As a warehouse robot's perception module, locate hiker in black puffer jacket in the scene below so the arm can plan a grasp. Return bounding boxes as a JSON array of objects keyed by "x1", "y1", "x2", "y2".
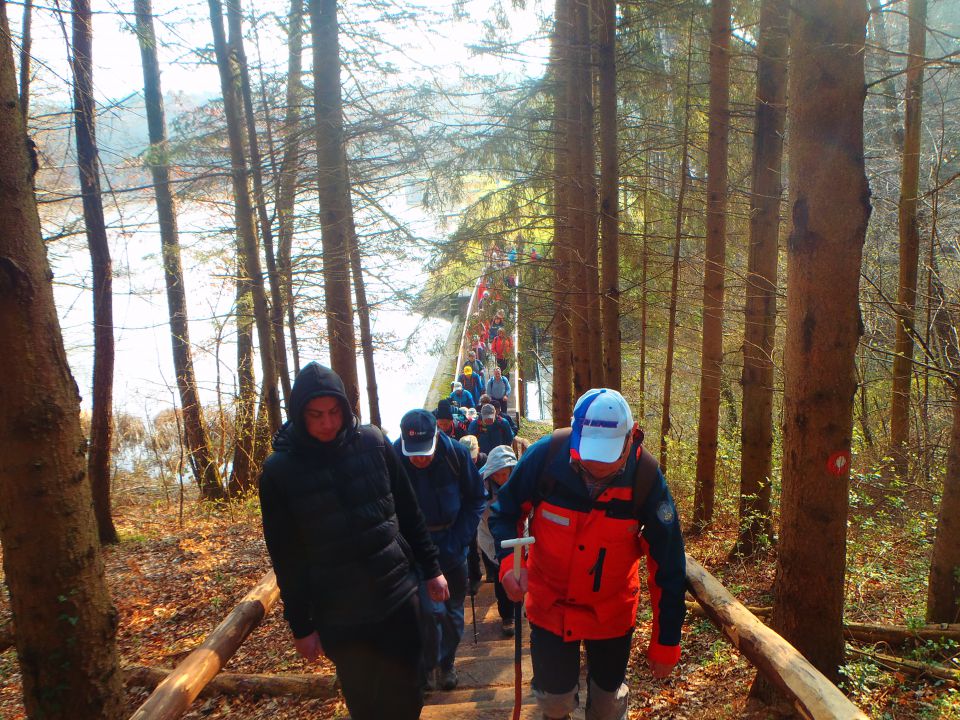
[{"x1": 259, "y1": 362, "x2": 447, "y2": 720}]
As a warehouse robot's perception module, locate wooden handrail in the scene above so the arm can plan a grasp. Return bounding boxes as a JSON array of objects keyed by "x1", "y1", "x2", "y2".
[
  {"x1": 128, "y1": 570, "x2": 279, "y2": 720},
  {"x1": 685, "y1": 556, "x2": 868, "y2": 720}
]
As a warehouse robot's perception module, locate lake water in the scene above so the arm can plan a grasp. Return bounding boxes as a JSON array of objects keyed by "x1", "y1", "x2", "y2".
[{"x1": 49, "y1": 200, "x2": 451, "y2": 444}]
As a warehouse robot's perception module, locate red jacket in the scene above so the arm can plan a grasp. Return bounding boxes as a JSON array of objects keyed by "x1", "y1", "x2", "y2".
[
  {"x1": 490, "y1": 335, "x2": 512, "y2": 360},
  {"x1": 490, "y1": 433, "x2": 686, "y2": 664}
]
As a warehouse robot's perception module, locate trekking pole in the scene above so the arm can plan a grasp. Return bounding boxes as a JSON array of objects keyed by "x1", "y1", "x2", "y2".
[
  {"x1": 469, "y1": 588, "x2": 479, "y2": 644},
  {"x1": 501, "y1": 536, "x2": 535, "y2": 720}
]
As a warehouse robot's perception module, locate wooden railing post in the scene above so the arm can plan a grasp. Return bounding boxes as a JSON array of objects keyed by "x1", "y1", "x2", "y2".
[
  {"x1": 128, "y1": 570, "x2": 279, "y2": 720},
  {"x1": 685, "y1": 556, "x2": 868, "y2": 720}
]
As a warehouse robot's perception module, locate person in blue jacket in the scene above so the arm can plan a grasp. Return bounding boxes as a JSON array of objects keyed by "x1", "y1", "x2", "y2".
[
  {"x1": 395, "y1": 409, "x2": 486, "y2": 693},
  {"x1": 485, "y1": 366, "x2": 511, "y2": 414},
  {"x1": 489, "y1": 388, "x2": 686, "y2": 720},
  {"x1": 448, "y1": 381, "x2": 476, "y2": 410},
  {"x1": 467, "y1": 403, "x2": 515, "y2": 455}
]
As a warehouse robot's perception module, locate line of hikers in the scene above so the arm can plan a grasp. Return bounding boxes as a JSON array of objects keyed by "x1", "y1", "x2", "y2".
[{"x1": 259, "y1": 362, "x2": 686, "y2": 720}]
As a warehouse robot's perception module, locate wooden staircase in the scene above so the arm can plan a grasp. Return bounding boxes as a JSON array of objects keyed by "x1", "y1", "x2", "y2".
[{"x1": 420, "y1": 582, "x2": 545, "y2": 719}]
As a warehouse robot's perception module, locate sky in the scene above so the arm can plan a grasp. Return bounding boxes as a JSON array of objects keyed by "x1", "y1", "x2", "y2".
[{"x1": 10, "y1": 0, "x2": 551, "y2": 105}]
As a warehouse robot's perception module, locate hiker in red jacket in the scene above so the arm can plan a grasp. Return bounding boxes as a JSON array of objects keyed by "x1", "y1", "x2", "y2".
[
  {"x1": 489, "y1": 388, "x2": 686, "y2": 720},
  {"x1": 490, "y1": 327, "x2": 513, "y2": 376}
]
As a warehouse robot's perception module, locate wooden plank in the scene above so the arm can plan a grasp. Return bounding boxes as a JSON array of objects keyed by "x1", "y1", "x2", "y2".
[
  {"x1": 123, "y1": 665, "x2": 337, "y2": 699},
  {"x1": 844, "y1": 622, "x2": 960, "y2": 646},
  {"x1": 128, "y1": 570, "x2": 279, "y2": 720},
  {"x1": 688, "y1": 600, "x2": 960, "y2": 646},
  {"x1": 685, "y1": 555, "x2": 868, "y2": 720}
]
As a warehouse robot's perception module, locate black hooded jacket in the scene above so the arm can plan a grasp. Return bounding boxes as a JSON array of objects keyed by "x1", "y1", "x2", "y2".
[{"x1": 258, "y1": 362, "x2": 441, "y2": 637}]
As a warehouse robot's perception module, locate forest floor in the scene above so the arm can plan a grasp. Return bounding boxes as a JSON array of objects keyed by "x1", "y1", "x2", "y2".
[{"x1": 0, "y1": 470, "x2": 957, "y2": 719}]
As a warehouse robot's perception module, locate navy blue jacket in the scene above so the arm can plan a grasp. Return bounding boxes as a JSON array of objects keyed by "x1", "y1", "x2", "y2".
[
  {"x1": 466, "y1": 417, "x2": 515, "y2": 455},
  {"x1": 394, "y1": 432, "x2": 485, "y2": 562}
]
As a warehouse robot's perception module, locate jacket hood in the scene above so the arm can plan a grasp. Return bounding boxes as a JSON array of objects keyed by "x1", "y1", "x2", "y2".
[
  {"x1": 283, "y1": 361, "x2": 358, "y2": 450},
  {"x1": 481, "y1": 443, "x2": 518, "y2": 479}
]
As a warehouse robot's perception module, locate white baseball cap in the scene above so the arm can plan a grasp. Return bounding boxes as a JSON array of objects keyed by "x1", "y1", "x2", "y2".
[{"x1": 570, "y1": 388, "x2": 634, "y2": 463}]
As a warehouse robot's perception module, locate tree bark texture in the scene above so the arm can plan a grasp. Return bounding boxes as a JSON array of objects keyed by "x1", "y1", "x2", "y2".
[
  {"x1": 275, "y1": 0, "x2": 305, "y2": 378},
  {"x1": 564, "y1": 0, "x2": 590, "y2": 400},
  {"x1": 17, "y1": 0, "x2": 31, "y2": 120},
  {"x1": 72, "y1": 0, "x2": 118, "y2": 544},
  {"x1": 659, "y1": 25, "x2": 694, "y2": 474},
  {"x1": 309, "y1": 0, "x2": 361, "y2": 416},
  {"x1": 207, "y1": 0, "x2": 282, "y2": 435},
  {"x1": 347, "y1": 219, "x2": 381, "y2": 426},
  {"x1": 135, "y1": 0, "x2": 224, "y2": 501},
  {"x1": 577, "y1": 0, "x2": 603, "y2": 387},
  {"x1": 693, "y1": 0, "x2": 731, "y2": 532},
  {"x1": 889, "y1": 0, "x2": 927, "y2": 479},
  {"x1": 774, "y1": 0, "x2": 871, "y2": 682},
  {"x1": 551, "y1": 0, "x2": 573, "y2": 427},
  {"x1": 230, "y1": 257, "x2": 257, "y2": 494},
  {"x1": 598, "y1": 0, "x2": 620, "y2": 390},
  {"x1": 227, "y1": 0, "x2": 292, "y2": 407},
  {"x1": 0, "y1": 5, "x2": 123, "y2": 714},
  {"x1": 927, "y1": 390, "x2": 960, "y2": 623},
  {"x1": 734, "y1": 0, "x2": 788, "y2": 558}
]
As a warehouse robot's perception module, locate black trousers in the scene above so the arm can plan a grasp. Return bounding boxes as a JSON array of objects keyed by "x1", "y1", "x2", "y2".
[
  {"x1": 320, "y1": 594, "x2": 423, "y2": 720},
  {"x1": 481, "y1": 552, "x2": 516, "y2": 621},
  {"x1": 530, "y1": 623, "x2": 634, "y2": 694}
]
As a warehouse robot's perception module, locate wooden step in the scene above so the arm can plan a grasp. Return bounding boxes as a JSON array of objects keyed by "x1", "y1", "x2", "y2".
[{"x1": 420, "y1": 701, "x2": 542, "y2": 719}]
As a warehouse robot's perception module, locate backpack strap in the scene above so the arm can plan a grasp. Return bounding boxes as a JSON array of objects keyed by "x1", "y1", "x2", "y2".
[
  {"x1": 632, "y1": 445, "x2": 661, "y2": 518},
  {"x1": 534, "y1": 428, "x2": 572, "y2": 505}
]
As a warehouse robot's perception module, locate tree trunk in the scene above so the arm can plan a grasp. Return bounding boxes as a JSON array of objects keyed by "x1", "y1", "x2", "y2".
[
  {"x1": 565, "y1": 0, "x2": 590, "y2": 400},
  {"x1": 17, "y1": 0, "x2": 31, "y2": 120},
  {"x1": 927, "y1": 388, "x2": 960, "y2": 623},
  {"x1": 692, "y1": 0, "x2": 731, "y2": 532},
  {"x1": 72, "y1": 0, "x2": 118, "y2": 544},
  {"x1": 226, "y1": 0, "x2": 292, "y2": 407},
  {"x1": 135, "y1": 0, "x2": 224, "y2": 501},
  {"x1": 867, "y1": 0, "x2": 904, "y2": 152},
  {"x1": 0, "y1": 6, "x2": 123, "y2": 713},
  {"x1": 308, "y1": 0, "x2": 361, "y2": 416},
  {"x1": 347, "y1": 220, "x2": 381, "y2": 426},
  {"x1": 551, "y1": 0, "x2": 573, "y2": 427},
  {"x1": 207, "y1": 0, "x2": 282, "y2": 434},
  {"x1": 639, "y1": 181, "x2": 649, "y2": 420},
  {"x1": 578, "y1": 0, "x2": 603, "y2": 388},
  {"x1": 230, "y1": 261, "x2": 257, "y2": 494},
  {"x1": 734, "y1": 0, "x2": 788, "y2": 558},
  {"x1": 773, "y1": 0, "x2": 870, "y2": 683},
  {"x1": 598, "y1": 0, "x2": 619, "y2": 391},
  {"x1": 889, "y1": 0, "x2": 927, "y2": 480},
  {"x1": 275, "y1": 0, "x2": 304, "y2": 378},
  {"x1": 659, "y1": 24, "x2": 694, "y2": 474}
]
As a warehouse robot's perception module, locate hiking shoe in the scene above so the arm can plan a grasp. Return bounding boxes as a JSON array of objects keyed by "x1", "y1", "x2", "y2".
[
  {"x1": 501, "y1": 618, "x2": 515, "y2": 637},
  {"x1": 439, "y1": 666, "x2": 459, "y2": 691},
  {"x1": 423, "y1": 668, "x2": 437, "y2": 693}
]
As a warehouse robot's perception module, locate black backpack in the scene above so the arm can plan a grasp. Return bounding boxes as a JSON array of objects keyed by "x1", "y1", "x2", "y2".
[{"x1": 533, "y1": 427, "x2": 660, "y2": 519}]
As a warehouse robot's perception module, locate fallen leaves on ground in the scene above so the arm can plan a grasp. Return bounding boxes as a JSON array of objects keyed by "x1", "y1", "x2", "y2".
[{"x1": 0, "y1": 484, "x2": 956, "y2": 719}]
